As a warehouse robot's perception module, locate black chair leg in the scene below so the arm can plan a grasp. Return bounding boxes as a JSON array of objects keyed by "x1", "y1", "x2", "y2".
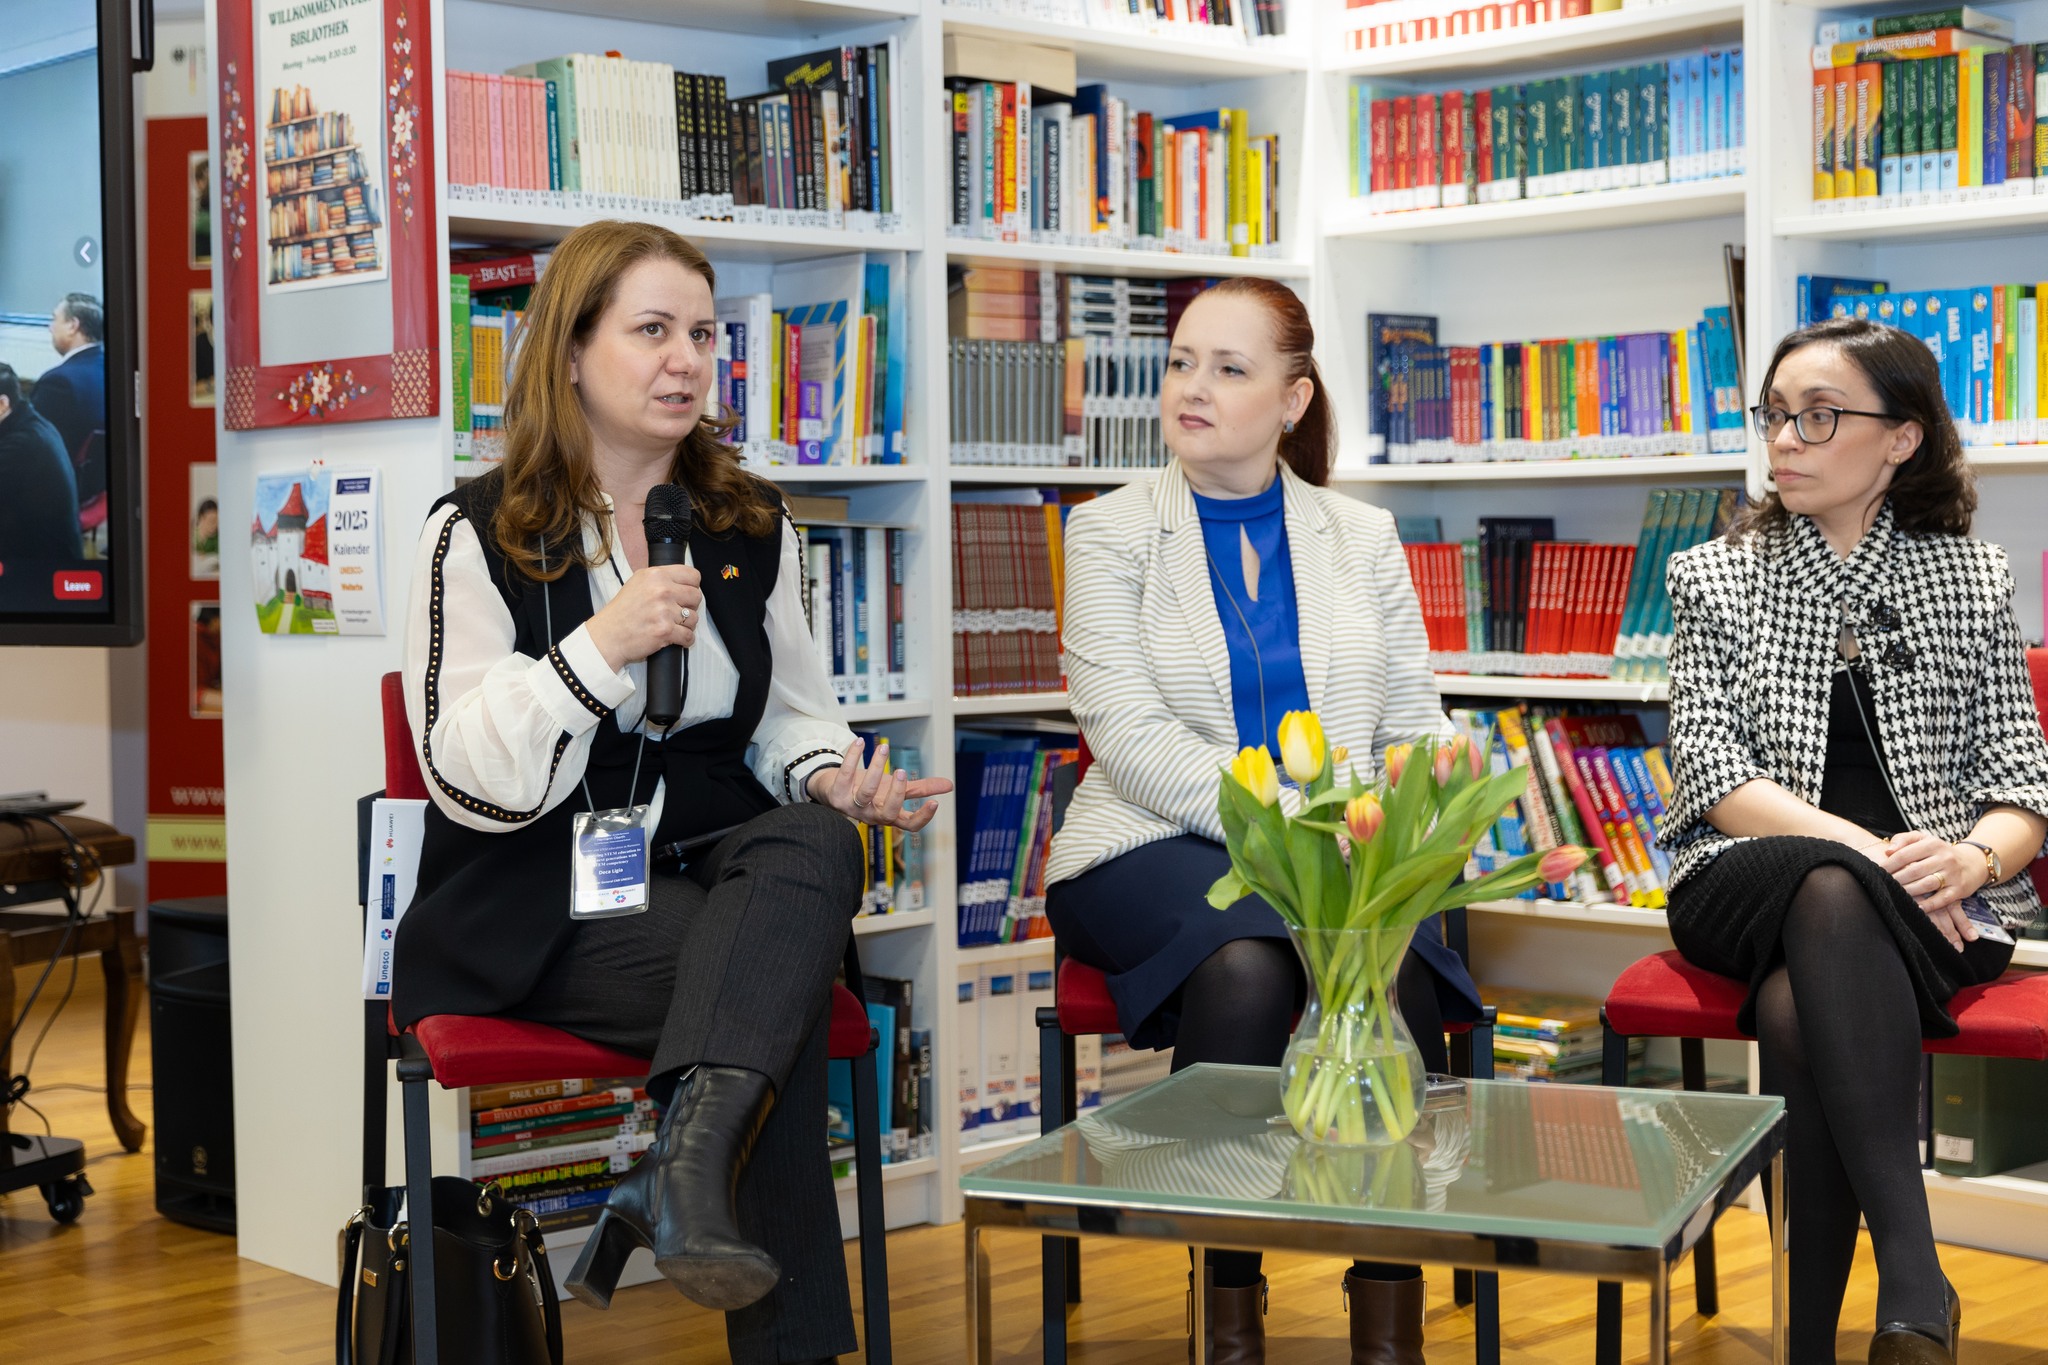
[
  {"x1": 850, "y1": 1036, "x2": 893, "y2": 1365},
  {"x1": 1037, "y1": 1007, "x2": 1071, "y2": 1365},
  {"x1": 363, "y1": 1002, "x2": 390, "y2": 1199},
  {"x1": 1679, "y1": 1038, "x2": 1719, "y2": 1319},
  {"x1": 1060, "y1": 1030, "x2": 1080, "y2": 1307},
  {"x1": 1594, "y1": 1014, "x2": 1630, "y2": 1365},
  {"x1": 398, "y1": 1040, "x2": 440, "y2": 1365},
  {"x1": 1464, "y1": 1011, "x2": 1500, "y2": 1364}
]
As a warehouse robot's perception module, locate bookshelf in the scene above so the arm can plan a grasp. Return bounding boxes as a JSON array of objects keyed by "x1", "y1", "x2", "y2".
[{"x1": 216, "y1": 0, "x2": 2048, "y2": 1287}]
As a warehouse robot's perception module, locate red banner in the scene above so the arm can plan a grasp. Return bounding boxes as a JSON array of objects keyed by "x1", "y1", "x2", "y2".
[{"x1": 144, "y1": 116, "x2": 227, "y2": 895}]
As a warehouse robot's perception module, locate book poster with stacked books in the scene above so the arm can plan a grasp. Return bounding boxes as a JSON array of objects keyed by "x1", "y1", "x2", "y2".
[{"x1": 258, "y1": 0, "x2": 388, "y2": 294}]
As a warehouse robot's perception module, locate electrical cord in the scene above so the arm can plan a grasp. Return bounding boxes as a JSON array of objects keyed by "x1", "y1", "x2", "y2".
[{"x1": 2, "y1": 812, "x2": 105, "y2": 1132}]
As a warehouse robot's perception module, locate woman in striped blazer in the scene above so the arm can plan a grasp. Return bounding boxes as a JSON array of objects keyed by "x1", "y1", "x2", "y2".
[{"x1": 1044, "y1": 279, "x2": 1481, "y2": 1365}]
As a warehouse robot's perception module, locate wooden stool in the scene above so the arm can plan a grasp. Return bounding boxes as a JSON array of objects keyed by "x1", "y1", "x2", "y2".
[{"x1": 0, "y1": 814, "x2": 145, "y2": 1153}]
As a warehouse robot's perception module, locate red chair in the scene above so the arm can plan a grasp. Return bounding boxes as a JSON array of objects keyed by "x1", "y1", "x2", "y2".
[
  {"x1": 1592, "y1": 645, "x2": 2048, "y2": 1365},
  {"x1": 362, "y1": 673, "x2": 891, "y2": 1365},
  {"x1": 1033, "y1": 736, "x2": 1502, "y2": 1365}
]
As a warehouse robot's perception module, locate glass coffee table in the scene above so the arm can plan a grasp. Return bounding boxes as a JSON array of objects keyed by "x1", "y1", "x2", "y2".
[{"x1": 960, "y1": 1064, "x2": 1786, "y2": 1364}]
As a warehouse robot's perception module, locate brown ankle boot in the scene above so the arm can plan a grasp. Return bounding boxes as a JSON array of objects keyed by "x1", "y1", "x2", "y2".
[
  {"x1": 1186, "y1": 1269, "x2": 1266, "y2": 1364},
  {"x1": 1345, "y1": 1269, "x2": 1425, "y2": 1365}
]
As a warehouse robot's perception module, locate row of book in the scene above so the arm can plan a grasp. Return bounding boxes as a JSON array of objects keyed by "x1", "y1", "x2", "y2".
[
  {"x1": 466, "y1": 1076, "x2": 656, "y2": 1233},
  {"x1": 1800, "y1": 274, "x2": 2047, "y2": 446},
  {"x1": 1352, "y1": 50, "x2": 1743, "y2": 215},
  {"x1": 1482, "y1": 986, "x2": 1646, "y2": 1084},
  {"x1": 827, "y1": 974, "x2": 934, "y2": 1166},
  {"x1": 446, "y1": 43, "x2": 903, "y2": 231},
  {"x1": 1404, "y1": 489, "x2": 1739, "y2": 681},
  {"x1": 265, "y1": 91, "x2": 355, "y2": 161},
  {"x1": 958, "y1": 958, "x2": 1113, "y2": 1144},
  {"x1": 1809, "y1": 14, "x2": 2044, "y2": 208},
  {"x1": 950, "y1": 498, "x2": 1070, "y2": 698},
  {"x1": 1455, "y1": 707, "x2": 1677, "y2": 908},
  {"x1": 1340, "y1": 0, "x2": 1662, "y2": 57},
  {"x1": 956, "y1": 730, "x2": 1079, "y2": 946},
  {"x1": 793, "y1": 503, "x2": 910, "y2": 705},
  {"x1": 449, "y1": 249, "x2": 907, "y2": 467},
  {"x1": 1365, "y1": 308, "x2": 1748, "y2": 466},
  {"x1": 946, "y1": 78, "x2": 1285, "y2": 257},
  {"x1": 946, "y1": 0, "x2": 1290, "y2": 42}
]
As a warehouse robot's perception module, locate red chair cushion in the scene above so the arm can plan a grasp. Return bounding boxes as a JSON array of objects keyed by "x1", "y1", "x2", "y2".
[
  {"x1": 1602, "y1": 951, "x2": 1751, "y2": 1042},
  {"x1": 828, "y1": 981, "x2": 874, "y2": 1059},
  {"x1": 406, "y1": 984, "x2": 873, "y2": 1090},
  {"x1": 1055, "y1": 956, "x2": 1120, "y2": 1036},
  {"x1": 382, "y1": 670, "x2": 428, "y2": 800},
  {"x1": 413, "y1": 1014, "x2": 652, "y2": 1091},
  {"x1": 1930, "y1": 972, "x2": 2048, "y2": 1060}
]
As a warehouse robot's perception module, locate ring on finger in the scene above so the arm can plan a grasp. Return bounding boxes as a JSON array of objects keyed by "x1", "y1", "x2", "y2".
[{"x1": 1932, "y1": 869, "x2": 1948, "y2": 891}]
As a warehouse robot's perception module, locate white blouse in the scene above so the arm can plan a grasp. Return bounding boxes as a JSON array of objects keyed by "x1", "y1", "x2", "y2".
[{"x1": 403, "y1": 495, "x2": 855, "y2": 834}]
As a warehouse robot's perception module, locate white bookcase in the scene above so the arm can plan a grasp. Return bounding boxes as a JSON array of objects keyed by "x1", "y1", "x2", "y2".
[{"x1": 214, "y1": 0, "x2": 2048, "y2": 1287}]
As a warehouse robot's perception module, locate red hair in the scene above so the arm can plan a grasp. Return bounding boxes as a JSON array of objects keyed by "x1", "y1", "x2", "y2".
[{"x1": 1193, "y1": 278, "x2": 1333, "y2": 487}]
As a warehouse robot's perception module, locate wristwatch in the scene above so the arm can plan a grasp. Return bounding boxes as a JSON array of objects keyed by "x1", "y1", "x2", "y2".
[{"x1": 1957, "y1": 839, "x2": 2004, "y2": 885}]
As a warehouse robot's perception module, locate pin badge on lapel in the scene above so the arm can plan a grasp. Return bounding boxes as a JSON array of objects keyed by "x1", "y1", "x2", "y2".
[{"x1": 720, "y1": 564, "x2": 739, "y2": 581}]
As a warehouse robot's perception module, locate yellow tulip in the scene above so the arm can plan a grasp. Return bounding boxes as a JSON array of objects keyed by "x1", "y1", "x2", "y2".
[
  {"x1": 1230, "y1": 746, "x2": 1281, "y2": 807},
  {"x1": 1277, "y1": 711, "x2": 1327, "y2": 785},
  {"x1": 1344, "y1": 792, "x2": 1385, "y2": 843},
  {"x1": 1330, "y1": 745, "x2": 1350, "y2": 768}
]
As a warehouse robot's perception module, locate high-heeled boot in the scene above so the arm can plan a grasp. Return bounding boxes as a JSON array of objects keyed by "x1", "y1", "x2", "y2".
[
  {"x1": 564, "y1": 1065, "x2": 780, "y2": 1312},
  {"x1": 1186, "y1": 1269, "x2": 1266, "y2": 1365},
  {"x1": 1345, "y1": 1268, "x2": 1426, "y2": 1365}
]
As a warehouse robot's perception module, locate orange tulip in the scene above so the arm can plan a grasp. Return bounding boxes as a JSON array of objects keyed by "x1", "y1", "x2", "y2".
[
  {"x1": 1383, "y1": 743, "x2": 1412, "y2": 785},
  {"x1": 1344, "y1": 792, "x2": 1385, "y2": 844},
  {"x1": 1538, "y1": 846, "x2": 1589, "y2": 883}
]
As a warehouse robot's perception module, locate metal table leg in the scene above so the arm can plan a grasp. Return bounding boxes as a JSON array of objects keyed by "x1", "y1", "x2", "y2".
[
  {"x1": 968, "y1": 1219, "x2": 992, "y2": 1365},
  {"x1": 1647, "y1": 1263, "x2": 1670, "y2": 1365},
  {"x1": 1769, "y1": 1151, "x2": 1787, "y2": 1364}
]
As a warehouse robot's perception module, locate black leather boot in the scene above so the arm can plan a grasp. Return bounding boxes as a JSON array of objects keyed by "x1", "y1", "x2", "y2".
[
  {"x1": 1345, "y1": 1268, "x2": 1426, "y2": 1365},
  {"x1": 1870, "y1": 1278, "x2": 1961, "y2": 1365},
  {"x1": 564, "y1": 1065, "x2": 780, "y2": 1312},
  {"x1": 1187, "y1": 1268, "x2": 1266, "y2": 1364}
]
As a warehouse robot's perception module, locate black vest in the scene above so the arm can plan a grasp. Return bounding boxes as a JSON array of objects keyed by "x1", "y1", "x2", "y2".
[{"x1": 395, "y1": 469, "x2": 785, "y2": 1027}]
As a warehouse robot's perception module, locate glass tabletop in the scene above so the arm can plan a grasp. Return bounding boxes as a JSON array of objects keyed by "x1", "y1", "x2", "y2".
[{"x1": 962, "y1": 1064, "x2": 1784, "y2": 1250}]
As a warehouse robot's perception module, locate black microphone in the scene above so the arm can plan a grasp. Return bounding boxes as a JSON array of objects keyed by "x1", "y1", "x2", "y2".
[{"x1": 644, "y1": 483, "x2": 693, "y2": 730}]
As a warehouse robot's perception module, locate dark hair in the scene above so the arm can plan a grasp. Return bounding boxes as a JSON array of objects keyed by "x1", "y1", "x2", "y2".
[
  {"x1": 197, "y1": 498, "x2": 218, "y2": 517},
  {"x1": 1189, "y1": 277, "x2": 1332, "y2": 487},
  {"x1": 58, "y1": 293, "x2": 104, "y2": 344},
  {"x1": 1739, "y1": 317, "x2": 1974, "y2": 539},
  {"x1": 493, "y1": 220, "x2": 771, "y2": 581},
  {"x1": 0, "y1": 362, "x2": 19, "y2": 409}
]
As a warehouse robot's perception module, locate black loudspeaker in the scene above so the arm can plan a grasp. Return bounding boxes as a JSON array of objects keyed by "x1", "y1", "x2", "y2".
[{"x1": 149, "y1": 896, "x2": 234, "y2": 1233}]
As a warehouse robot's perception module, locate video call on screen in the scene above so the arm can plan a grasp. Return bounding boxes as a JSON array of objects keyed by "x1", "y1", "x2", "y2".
[{"x1": 0, "y1": 0, "x2": 115, "y2": 620}]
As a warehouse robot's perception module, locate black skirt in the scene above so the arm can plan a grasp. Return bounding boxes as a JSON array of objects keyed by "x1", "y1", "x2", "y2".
[
  {"x1": 1667, "y1": 835, "x2": 2012, "y2": 1039},
  {"x1": 1044, "y1": 834, "x2": 1484, "y2": 1052}
]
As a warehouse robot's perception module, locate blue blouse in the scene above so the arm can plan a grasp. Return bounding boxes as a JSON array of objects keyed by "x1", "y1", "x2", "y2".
[{"x1": 1190, "y1": 477, "x2": 1310, "y2": 755}]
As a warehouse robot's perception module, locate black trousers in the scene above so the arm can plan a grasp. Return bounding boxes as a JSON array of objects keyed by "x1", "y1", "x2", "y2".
[{"x1": 508, "y1": 800, "x2": 866, "y2": 1365}]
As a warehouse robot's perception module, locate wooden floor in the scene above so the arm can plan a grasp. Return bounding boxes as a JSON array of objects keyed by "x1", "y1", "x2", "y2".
[{"x1": 9, "y1": 964, "x2": 2048, "y2": 1363}]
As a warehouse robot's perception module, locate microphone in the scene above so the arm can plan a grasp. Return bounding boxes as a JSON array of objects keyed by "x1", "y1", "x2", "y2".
[{"x1": 644, "y1": 483, "x2": 693, "y2": 730}]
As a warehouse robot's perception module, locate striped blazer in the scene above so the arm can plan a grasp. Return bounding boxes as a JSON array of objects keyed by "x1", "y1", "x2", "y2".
[
  {"x1": 1044, "y1": 459, "x2": 1449, "y2": 886},
  {"x1": 1662, "y1": 500, "x2": 2048, "y2": 929}
]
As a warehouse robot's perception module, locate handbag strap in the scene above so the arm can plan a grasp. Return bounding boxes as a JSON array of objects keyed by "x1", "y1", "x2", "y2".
[
  {"x1": 336, "y1": 1209, "x2": 367, "y2": 1365},
  {"x1": 519, "y1": 1210, "x2": 565, "y2": 1364}
]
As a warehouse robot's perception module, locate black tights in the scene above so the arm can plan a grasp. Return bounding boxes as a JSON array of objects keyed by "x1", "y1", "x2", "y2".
[
  {"x1": 1170, "y1": 937, "x2": 1449, "y2": 1289},
  {"x1": 1759, "y1": 866, "x2": 1945, "y2": 1357}
]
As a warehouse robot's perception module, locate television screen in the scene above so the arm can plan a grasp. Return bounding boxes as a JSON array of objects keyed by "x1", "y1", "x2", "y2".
[{"x1": 0, "y1": 0, "x2": 143, "y2": 644}]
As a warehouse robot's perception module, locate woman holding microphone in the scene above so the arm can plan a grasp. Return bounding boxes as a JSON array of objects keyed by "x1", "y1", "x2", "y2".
[{"x1": 398, "y1": 220, "x2": 947, "y2": 1365}]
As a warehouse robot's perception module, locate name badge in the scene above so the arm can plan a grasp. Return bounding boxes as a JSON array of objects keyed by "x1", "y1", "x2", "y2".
[{"x1": 571, "y1": 805, "x2": 652, "y2": 919}]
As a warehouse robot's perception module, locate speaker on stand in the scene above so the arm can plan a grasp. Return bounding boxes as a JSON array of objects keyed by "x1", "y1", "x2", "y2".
[{"x1": 148, "y1": 896, "x2": 234, "y2": 1233}]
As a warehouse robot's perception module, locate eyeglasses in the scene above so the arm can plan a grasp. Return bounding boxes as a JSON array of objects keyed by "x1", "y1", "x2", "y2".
[{"x1": 1749, "y1": 404, "x2": 1897, "y2": 444}]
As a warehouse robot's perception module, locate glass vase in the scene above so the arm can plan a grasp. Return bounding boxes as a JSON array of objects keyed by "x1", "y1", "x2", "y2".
[{"x1": 1280, "y1": 925, "x2": 1426, "y2": 1148}]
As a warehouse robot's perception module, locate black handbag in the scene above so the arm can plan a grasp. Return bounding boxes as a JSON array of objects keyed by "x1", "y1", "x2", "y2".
[{"x1": 336, "y1": 1176, "x2": 564, "y2": 1365}]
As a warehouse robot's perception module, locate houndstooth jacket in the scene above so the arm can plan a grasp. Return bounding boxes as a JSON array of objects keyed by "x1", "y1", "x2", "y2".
[{"x1": 1662, "y1": 499, "x2": 2048, "y2": 930}]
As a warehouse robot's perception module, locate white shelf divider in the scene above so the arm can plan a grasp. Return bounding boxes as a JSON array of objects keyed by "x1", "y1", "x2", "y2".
[
  {"x1": 1325, "y1": 177, "x2": 1745, "y2": 243},
  {"x1": 853, "y1": 907, "x2": 937, "y2": 937},
  {"x1": 758, "y1": 464, "x2": 932, "y2": 483},
  {"x1": 448, "y1": 198, "x2": 922, "y2": 258},
  {"x1": 948, "y1": 465, "x2": 1163, "y2": 485},
  {"x1": 1775, "y1": 195, "x2": 2048, "y2": 244},
  {"x1": 945, "y1": 238, "x2": 1311, "y2": 280},
  {"x1": 952, "y1": 691, "x2": 1074, "y2": 716},
  {"x1": 1433, "y1": 675, "x2": 1669, "y2": 702},
  {"x1": 957, "y1": 936, "x2": 1059, "y2": 963},
  {"x1": 1333, "y1": 454, "x2": 1748, "y2": 484}
]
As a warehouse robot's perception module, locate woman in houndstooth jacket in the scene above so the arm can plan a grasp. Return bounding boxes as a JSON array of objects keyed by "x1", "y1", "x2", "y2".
[{"x1": 1661, "y1": 318, "x2": 2048, "y2": 1365}]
